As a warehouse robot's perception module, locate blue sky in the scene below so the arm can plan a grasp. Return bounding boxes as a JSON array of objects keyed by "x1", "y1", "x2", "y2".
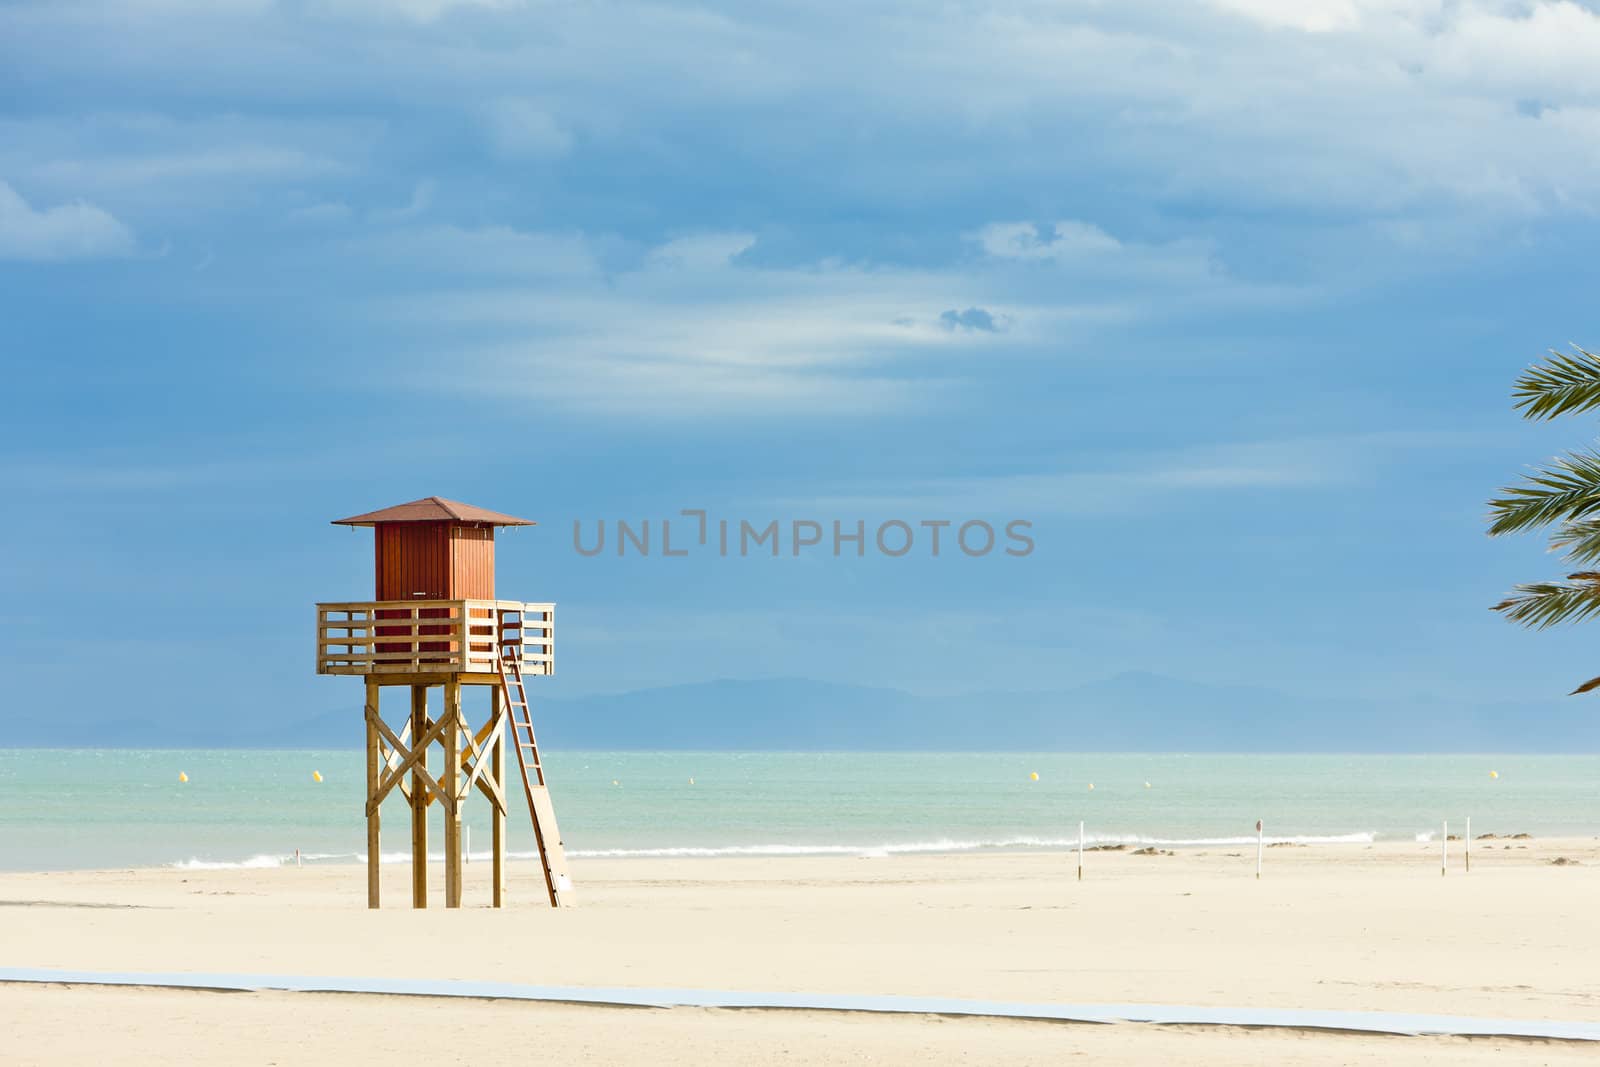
[{"x1": 4, "y1": 0, "x2": 1600, "y2": 734}]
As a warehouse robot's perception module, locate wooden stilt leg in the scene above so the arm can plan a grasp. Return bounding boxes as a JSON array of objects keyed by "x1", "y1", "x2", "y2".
[
  {"x1": 365, "y1": 678, "x2": 381, "y2": 910},
  {"x1": 410, "y1": 685, "x2": 428, "y2": 909},
  {"x1": 444, "y1": 678, "x2": 463, "y2": 909},
  {"x1": 492, "y1": 685, "x2": 507, "y2": 909}
]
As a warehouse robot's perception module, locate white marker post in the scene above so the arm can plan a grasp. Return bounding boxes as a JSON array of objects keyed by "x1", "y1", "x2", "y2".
[
  {"x1": 1441, "y1": 820, "x2": 1447, "y2": 878},
  {"x1": 1256, "y1": 819, "x2": 1263, "y2": 880},
  {"x1": 1466, "y1": 816, "x2": 1471, "y2": 874},
  {"x1": 1077, "y1": 821, "x2": 1084, "y2": 882}
]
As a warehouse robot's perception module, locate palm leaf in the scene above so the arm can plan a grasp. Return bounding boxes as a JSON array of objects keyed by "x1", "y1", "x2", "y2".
[
  {"x1": 1549, "y1": 518, "x2": 1600, "y2": 565},
  {"x1": 1514, "y1": 346, "x2": 1600, "y2": 420},
  {"x1": 1491, "y1": 578, "x2": 1600, "y2": 629},
  {"x1": 1571, "y1": 674, "x2": 1600, "y2": 695},
  {"x1": 1486, "y1": 449, "x2": 1600, "y2": 537}
]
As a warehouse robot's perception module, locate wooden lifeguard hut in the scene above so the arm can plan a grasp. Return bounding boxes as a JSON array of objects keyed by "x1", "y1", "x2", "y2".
[{"x1": 315, "y1": 496, "x2": 568, "y2": 910}]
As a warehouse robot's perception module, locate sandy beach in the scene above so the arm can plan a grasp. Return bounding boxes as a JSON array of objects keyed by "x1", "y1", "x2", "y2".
[{"x1": 3, "y1": 838, "x2": 1598, "y2": 1064}]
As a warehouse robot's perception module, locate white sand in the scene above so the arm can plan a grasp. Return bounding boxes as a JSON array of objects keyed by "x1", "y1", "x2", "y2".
[{"x1": 2, "y1": 838, "x2": 1597, "y2": 1063}]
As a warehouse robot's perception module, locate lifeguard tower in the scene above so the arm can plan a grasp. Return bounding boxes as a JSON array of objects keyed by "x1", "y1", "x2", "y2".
[{"x1": 315, "y1": 496, "x2": 567, "y2": 910}]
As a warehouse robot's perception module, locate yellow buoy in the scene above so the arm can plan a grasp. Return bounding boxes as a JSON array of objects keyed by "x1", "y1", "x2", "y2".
[
  {"x1": 1144, "y1": 781, "x2": 1151, "y2": 789},
  {"x1": 1489, "y1": 770, "x2": 1499, "y2": 779},
  {"x1": 612, "y1": 779, "x2": 620, "y2": 786},
  {"x1": 1087, "y1": 782, "x2": 1095, "y2": 791},
  {"x1": 312, "y1": 770, "x2": 323, "y2": 783},
  {"x1": 688, "y1": 777, "x2": 695, "y2": 785},
  {"x1": 1029, "y1": 771, "x2": 1039, "y2": 781},
  {"x1": 178, "y1": 771, "x2": 188, "y2": 783}
]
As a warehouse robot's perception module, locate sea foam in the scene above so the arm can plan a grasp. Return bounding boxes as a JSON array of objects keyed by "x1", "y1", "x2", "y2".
[
  {"x1": 565, "y1": 831, "x2": 1376, "y2": 859},
  {"x1": 172, "y1": 854, "x2": 286, "y2": 870},
  {"x1": 166, "y1": 832, "x2": 1377, "y2": 869}
]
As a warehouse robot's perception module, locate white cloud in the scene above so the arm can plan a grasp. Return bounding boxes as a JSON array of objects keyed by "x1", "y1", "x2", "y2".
[
  {"x1": 646, "y1": 232, "x2": 756, "y2": 269},
  {"x1": 974, "y1": 221, "x2": 1123, "y2": 261},
  {"x1": 1434, "y1": 2, "x2": 1600, "y2": 99},
  {"x1": 967, "y1": 218, "x2": 1246, "y2": 297},
  {"x1": 1206, "y1": 0, "x2": 1397, "y2": 33},
  {"x1": 310, "y1": 0, "x2": 521, "y2": 22},
  {"x1": 0, "y1": 115, "x2": 365, "y2": 233},
  {"x1": 117, "y1": 0, "x2": 273, "y2": 10},
  {"x1": 0, "y1": 180, "x2": 134, "y2": 261},
  {"x1": 340, "y1": 218, "x2": 1281, "y2": 416},
  {"x1": 349, "y1": 223, "x2": 603, "y2": 276},
  {"x1": 481, "y1": 98, "x2": 572, "y2": 159},
  {"x1": 355, "y1": 227, "x2": 1019, "y2": 413},
  {"x1": 31, "y1": 147, "x2": 342, "y2": 185},
  {"x1": 778, "y1": 431, "x2": 1490, "y2": 516},
  {"x1": 9, "y1": 1, "x2": 1600, "y2": 227},
  {"x1": 286, "y1": 200, "x2": 350, "y2": 224},
  {"x1": 371, "y1": 179, "x2": 435, "y2": 222}
]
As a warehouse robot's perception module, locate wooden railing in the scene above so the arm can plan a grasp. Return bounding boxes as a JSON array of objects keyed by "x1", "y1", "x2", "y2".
[{"x1": 316, "y1": 600, "x2": 554, "y2": 676}]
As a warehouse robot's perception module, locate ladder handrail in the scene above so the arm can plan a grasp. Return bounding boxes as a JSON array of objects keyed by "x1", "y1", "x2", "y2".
[{"x1": 496, "y1": 612, "x2": 563, "y2": 907}]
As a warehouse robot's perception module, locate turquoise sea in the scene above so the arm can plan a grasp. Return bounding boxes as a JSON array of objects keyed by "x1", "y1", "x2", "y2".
[{"x1": 1, "y1": 751, "x2": 1596, "y2": 871}]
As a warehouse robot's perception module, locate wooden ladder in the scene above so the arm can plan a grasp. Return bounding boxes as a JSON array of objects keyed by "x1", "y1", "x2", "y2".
[{"x1": 496, "y1": 612, "x2": 568, "y2": 907}]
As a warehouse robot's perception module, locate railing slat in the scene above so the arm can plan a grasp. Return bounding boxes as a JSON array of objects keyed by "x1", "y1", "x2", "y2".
[{"x1": 317, "y1": 599, "x2": 554, "y2": 676}]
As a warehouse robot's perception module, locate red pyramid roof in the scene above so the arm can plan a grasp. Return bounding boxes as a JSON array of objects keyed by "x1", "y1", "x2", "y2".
[{"x1": 331, "y1": 496, "x2": 536, "y2": 527}]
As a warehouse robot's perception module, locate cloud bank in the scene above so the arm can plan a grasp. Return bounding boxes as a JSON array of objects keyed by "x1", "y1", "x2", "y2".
[{"x1": 0, "y1": 181, "x2": 133, "y2": 261}]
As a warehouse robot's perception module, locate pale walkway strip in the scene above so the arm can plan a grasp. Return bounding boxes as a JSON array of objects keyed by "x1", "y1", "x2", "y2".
[{"x1": 2, "y1": 967, "x2": 1596, "y2": 1042}]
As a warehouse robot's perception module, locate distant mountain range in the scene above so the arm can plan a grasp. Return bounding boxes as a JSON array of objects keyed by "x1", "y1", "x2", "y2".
[
  {"x1": 44, "y1": 672, "x2": 1600, "y2": 750},
  {"x1": 530, "y1": 672, "x2": 1600, "y2": 752}
]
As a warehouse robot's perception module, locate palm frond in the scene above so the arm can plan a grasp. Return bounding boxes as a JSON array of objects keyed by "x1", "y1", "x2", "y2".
[
  {"x1": 1571, "y1": 674, "x2": 1600, "y2": 695},
  {"x1": 1549, "y1": 518, "x2": 1600, "y2": 565},
  {"x1": 1486, "y1": 449, "x2": 1600, "y2": 537},
  {"x1": 1491, "y1": 578, "x2": 1600, "y2": 629},
  {"x1": 1513, "y1": 346, "x2": 1600, "y2": 420}
]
